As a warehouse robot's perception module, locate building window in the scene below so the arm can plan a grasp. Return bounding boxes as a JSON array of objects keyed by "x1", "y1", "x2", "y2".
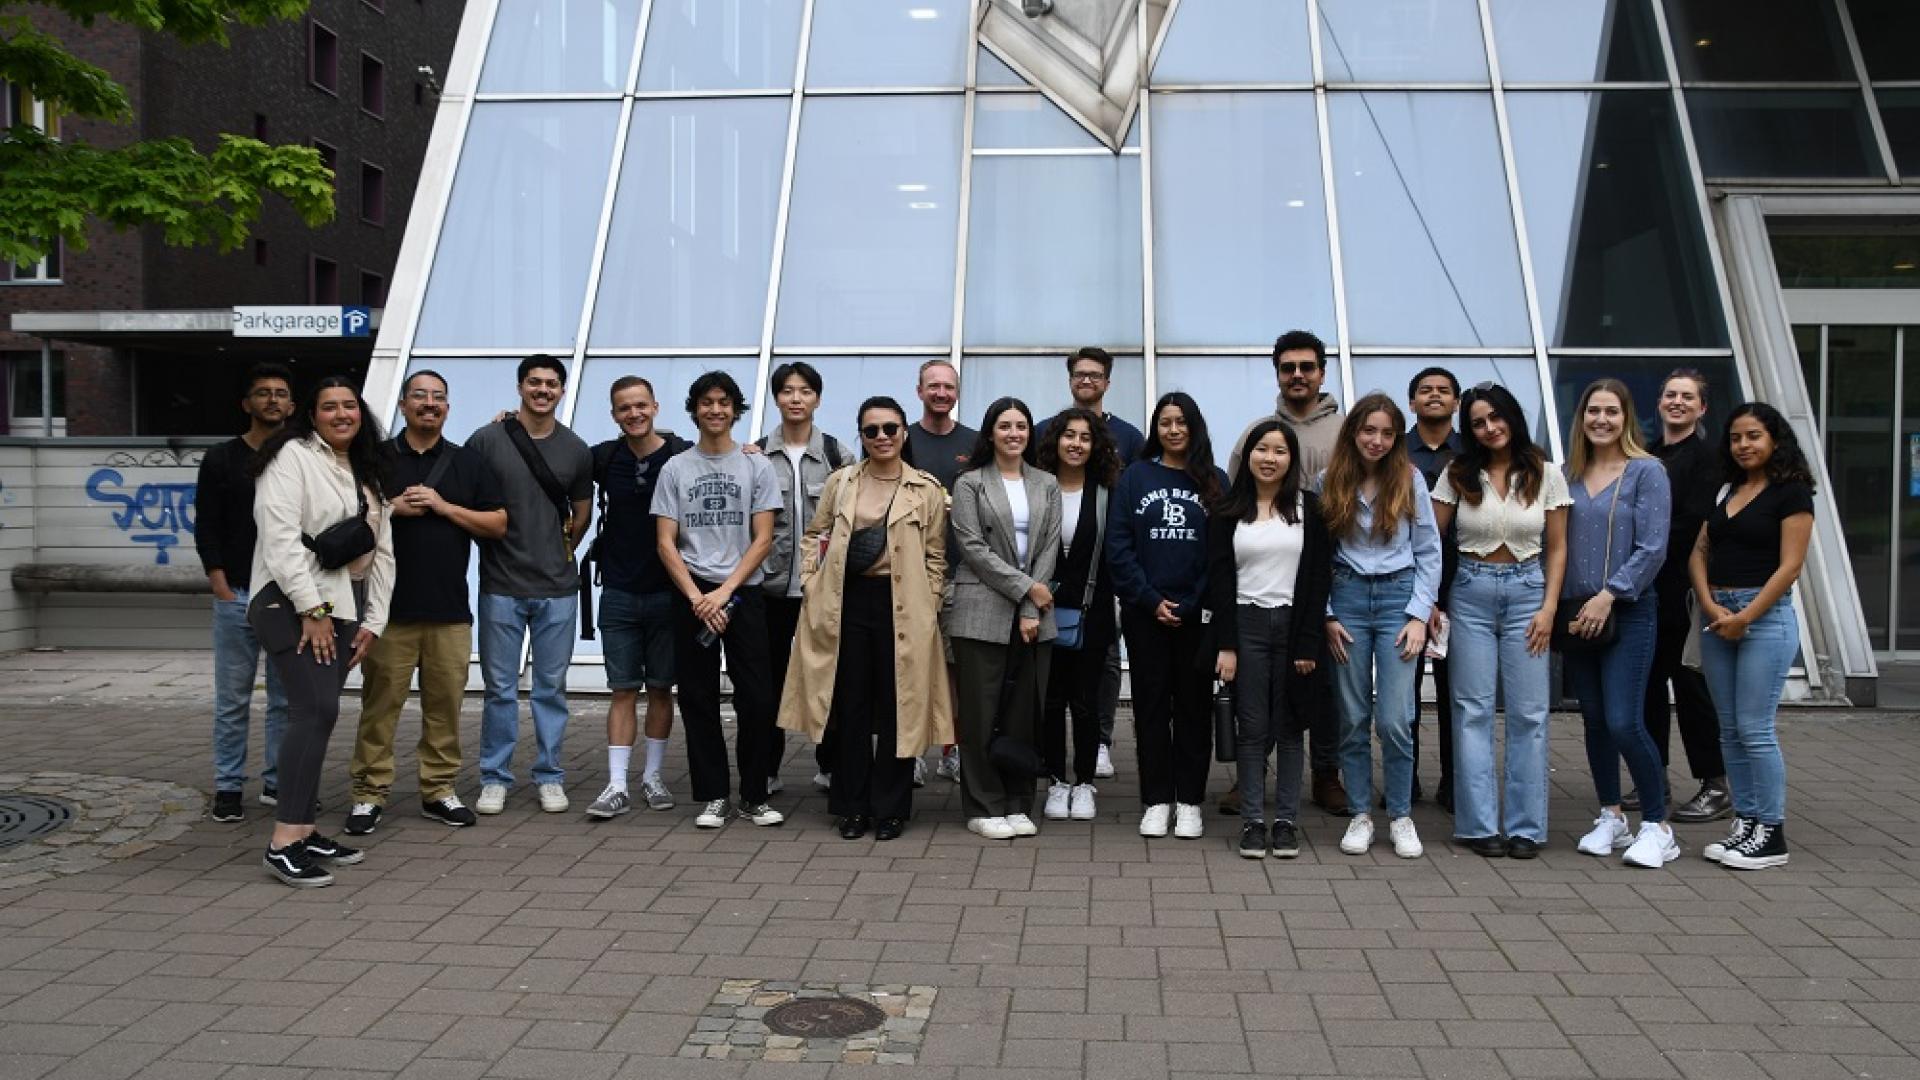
[
  {"x1": 2, "y1": 78, "x2": 61, "y2": 138},
  {"x1": 254, "y1": 239, "x2": 269, "y2": 266},
  {"x1": 310, "y1": 255, "x2": 340, "y2": 304},
  {"x1": 361, "y1": 54, "x2": 385, "y2": 118},
  {"x1": 7, "y1": 350, "x2": 66, "y2": 426},
  {"x1": 360, "y1": 270, "x2": 386, "y2": 306},
  {"x1": 0, "y1": 242, "x2": 61, "y2": 284},
  {"x1": 253, "y1": 112, "x2": 269, "y2": 140},
  {"x1": 312, "y1": 139, "x2": 338, "y2": 173},
  {"x1": 359, "y1": 161, "x2": 386, "y2": 225},
  {"x1": 310, "y1": 21, "x2": 339, "y2": 94}
]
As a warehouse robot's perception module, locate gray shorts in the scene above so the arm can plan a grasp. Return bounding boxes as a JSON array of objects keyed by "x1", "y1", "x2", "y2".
[{"x1": 599, "y1": 587, "x2": 675, "y2": 690}]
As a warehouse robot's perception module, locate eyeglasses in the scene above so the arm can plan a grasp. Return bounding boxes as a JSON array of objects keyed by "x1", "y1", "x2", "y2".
[
  {"x1": 1474, "y1": 380, "x2": 1496, "y2": 392},
  {"x1": 405, "y1": 389, "x2": 449, "y2": 403},
  {"x1": 1070, "y1": 371, "x2": 1108, "y2": 384},
  {"x1": 861, "y1": 422, "x2": 903, "y2": 439},
  {"x1": 1277, "y1": 361, "x2": 1319, "y2": 375}
]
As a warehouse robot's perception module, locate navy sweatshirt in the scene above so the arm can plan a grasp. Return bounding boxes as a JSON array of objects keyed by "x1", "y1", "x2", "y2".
[{"x1": 1105, "y1": 458, "x2": 1226, "y2": 621}]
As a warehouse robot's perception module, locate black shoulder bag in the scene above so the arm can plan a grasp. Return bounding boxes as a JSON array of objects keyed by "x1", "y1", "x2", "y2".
[{"x1": 987, "y1": 613, "x2": 1047, "y2": 779}]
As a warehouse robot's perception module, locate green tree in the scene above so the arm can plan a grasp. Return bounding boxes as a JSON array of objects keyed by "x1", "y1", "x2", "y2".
[{"x1": 0, "y1": 1, "x2": 334, "y2": 268}]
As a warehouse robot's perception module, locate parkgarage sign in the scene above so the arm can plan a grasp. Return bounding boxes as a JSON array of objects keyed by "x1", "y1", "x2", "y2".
[{"x1": 232, "y1": 305, "x2": 374, "y2": 338}]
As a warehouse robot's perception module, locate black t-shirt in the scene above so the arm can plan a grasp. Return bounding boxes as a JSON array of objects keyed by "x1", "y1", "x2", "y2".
[
  {"x1": 594, "y1": 437, "x2": 685, "y2": 594},
  {"x1": 384, "y1": 436, "x2": 506, "y2": 623},
  {"x1": 1652, "y1": 430, "x2": 1719, "y2": 587},
  {"x1": 1706, "y1": 480, "x2": 1813, "y2": 588},
  {"x1": 194, "y1": 436, "x2": 264, "y2": 590}
]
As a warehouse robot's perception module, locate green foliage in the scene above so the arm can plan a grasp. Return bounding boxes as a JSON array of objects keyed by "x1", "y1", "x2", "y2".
[{"x1": 0, "y1": 1, "x2": 334, "y2": 268}]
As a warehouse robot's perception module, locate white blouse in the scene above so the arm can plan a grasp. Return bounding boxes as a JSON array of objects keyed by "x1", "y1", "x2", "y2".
[
  {"x1": 1432, "y1": 464, "x2": 1572, "y2": 562},
  {"x1": 251, "y1": 435, "x2": 395, "y2": 635}
]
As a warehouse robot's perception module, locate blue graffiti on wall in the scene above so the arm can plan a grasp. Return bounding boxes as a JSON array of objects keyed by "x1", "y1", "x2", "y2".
[{"x1": 85, "y1": 469, "x2": 197, "y2": 564}]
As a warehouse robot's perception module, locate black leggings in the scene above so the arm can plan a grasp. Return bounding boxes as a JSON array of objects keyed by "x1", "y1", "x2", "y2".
[
  {"x1": 265, "y1": 618, "x2": 357, "y2": 827},
  {"x1": 827, "y1": 575, "x2": 913, "y2": 820},
  {"x1": 1042, "y1": 635, "x2": 1104, "y2": 785},
  {"x1": 1121, "y1": 611, "x2": 1211, "y2": 806}
]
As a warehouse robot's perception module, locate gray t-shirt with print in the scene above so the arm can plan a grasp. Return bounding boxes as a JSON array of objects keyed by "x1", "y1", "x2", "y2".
[{"x1": 651, "y1": 444, "x2": 784, "y2": 586}]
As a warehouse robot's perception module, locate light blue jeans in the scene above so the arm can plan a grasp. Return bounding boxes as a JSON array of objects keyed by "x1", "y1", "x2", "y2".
[
  {"x1": 478, "y1": 592, "x2": 577, "y2": 787},
  {"x1": 1699, "y1": 588, "x2": 1796, "y2": 826},
  {"x1": 211, "y1": 591, "x2": 289, "y2": 793},
  {"x1": 1331, "y1": 567, "x2": 1419, "y2": 820},
  {"x1": 1447, "y1": 560, "x2": 1551, "y2": 843}
]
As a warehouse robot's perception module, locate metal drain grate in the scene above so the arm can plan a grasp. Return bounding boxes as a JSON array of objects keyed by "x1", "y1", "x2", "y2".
[
  {"x1": 0, "y1": 795, "x2": 76, "y2": 851},
  {"x1": 763, "y1": 997, "x2": 888, "y2": 1039}
]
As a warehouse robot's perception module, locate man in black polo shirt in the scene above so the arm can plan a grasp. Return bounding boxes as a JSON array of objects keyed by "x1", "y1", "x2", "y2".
[
  {"x1": 1406, "y1": 366, "x2": 1464, "y2": 812},
  {"x1": 345, "y1": 370, "x2": 507, "y2": 834}
]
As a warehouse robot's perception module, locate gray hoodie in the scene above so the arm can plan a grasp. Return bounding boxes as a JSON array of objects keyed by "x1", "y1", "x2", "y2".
[{"x1": 1227, "y1": 391, "x2": 1344, "y2": 481}]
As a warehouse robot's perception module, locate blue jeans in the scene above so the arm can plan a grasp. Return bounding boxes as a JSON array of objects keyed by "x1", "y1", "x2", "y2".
[
  {"x1": 1331, "y1": 567, "x2": 1418, "y2": 820},
  {"x1": 1447, "y1": 560, "x2": 1550, "y2": 843},
  {"x1": 1564, "y1": 592, "x2": 1666, "y2": 822},
  {"x1": 478, "y1": 592, "x2": 577, "y2": 787},
  {"x1": 211, "y1": 591, "x2": 289, "y2": 793},
  {"x1": 1699, "y1": 588, "x2": 1796, "y2": 825}
]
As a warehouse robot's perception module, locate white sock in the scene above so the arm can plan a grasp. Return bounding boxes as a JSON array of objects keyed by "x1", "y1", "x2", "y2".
[
  {"x1": 607, "y1": 745, "x2": 631, "y2": 792},
  {"x1": 643, "y1": 737, "x2": 667, "y2": 782}
]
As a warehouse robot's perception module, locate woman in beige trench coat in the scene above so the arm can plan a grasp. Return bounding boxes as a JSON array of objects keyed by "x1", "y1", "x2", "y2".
[{"x1": 776, "y1": 396, "x2": 954, "y2": 840}]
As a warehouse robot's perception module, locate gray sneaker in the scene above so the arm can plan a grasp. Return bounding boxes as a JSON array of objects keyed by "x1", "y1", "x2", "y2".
[
  {"x1": 640, "y1": 777, "x2": 675, "y2": 811},
  {"x1": 585, "y1": 785, "x2": 631, "y2": 820}
]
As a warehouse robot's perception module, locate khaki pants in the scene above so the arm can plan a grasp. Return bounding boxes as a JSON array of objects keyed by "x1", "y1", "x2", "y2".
[{"x1": 353, "y1": 621, "x2": 470, "y2": 804}]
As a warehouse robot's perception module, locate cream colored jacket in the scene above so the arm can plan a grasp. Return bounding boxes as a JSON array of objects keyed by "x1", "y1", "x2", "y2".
[{"x1": 250, "y1": 434, "x2": 395, "y2": 636}]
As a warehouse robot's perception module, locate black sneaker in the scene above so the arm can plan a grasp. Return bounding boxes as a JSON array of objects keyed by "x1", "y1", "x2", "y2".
[
  {"x1": 1670, "y1": 781, "x2": 1733, "y2": 824},
  {"x1": 264, "y1": 842, "x2": 333, "y2": 887},
  {"x1": 344, "y1": 802, "x2": 383, "y2": 836},
  {"x1": 1269, "y1": 821, "x2": 1300, "y2": 859},
  {"x1": 422, "y1": 795, "x2": 478, "y2": 827},
  {"x1": 301, "y1": 833, "x2": 365, "y2": 865},
  {"x1": 211, "y1": 791, "x2": 244, "y2": 822},
  {"x1": 1721, "y1": 821, "x2": 1789, "y2": 870},
  {"x1": 1237, "y1": 821, "x2": 1267, "y2": 859},
  {"x1": 259, "y1": 786, "x2": 278, "y2": 807}
]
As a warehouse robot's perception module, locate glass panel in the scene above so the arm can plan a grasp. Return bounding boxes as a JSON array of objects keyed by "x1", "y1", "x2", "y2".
[
  {"x1": 1772, "y1": 233, "x2": 1920, "y2": 290},
  {"x1": 806, "y1": 0, "x2": 968, "y2": 88},
  {"x1": 1489, "y1": 0, "x2": 1666, "y2": 83},
  {"x1": 1150, "y1": 92, "x2": 1335, "y2": 348},
  {"x1": 1820, "y1": 326, "x2": 1895, "y2": 650},
  {"x1": 757, "y1": 355, "x2": 927, "y2": 447},
  {"x1": 1152, "y1": 0, "x2": 1312, "y2": 85},
  {"x1": 1794, "y1": 324, "x2": 1822, "y2": 423},
  {"x1": 964, "y1": 155, "x2": 1143, "y2": 348},
  {"x1": 1848, "y1": 1, "x2": 1920, "y2": 81},
  {"x1": 1664, "y1": 0, "x2": 1853, "y2": 82},
  {"x1": 973, "y1": 93, "x2": 1103, "y2": 150},
  {"x1": 1898, "y1": 329, "x2": 1920, "y2": 648},
  {"x1": 1507, "y1": 91, "x2": 1726, "y2": 347},
  {"x1": 1329, "y1": 92, "x2": 1530, "y2": 348},
  {"x1": 960, "y1": 355, "x2": 1148, "y2": 442},
  {"x1": 1317, "y1": 0, "x2": 1488, "y2": 83},
  {"x1": 590, "y1": 98, "x2": 789, "y2": 348},
  {"x1": 1352, "y1": 356, "x2": 1545, "y2": 444},
  {"x1": 775, "y1": 96, "x2": 963, "y2": 347},
  {"x1": 636, "y1": 0, "x2": 803, "y2": 91},
  {"x1": 1156, "y1": 355, "x2": 1344, "y2": 450},
  {"x1": 1548, "y1": 353, "x2": 1743, "y2": 456},
  {"x1": 978, "y1": 47, "x2": 1026, "y2": 87},
  {"x1": 479, "y1": 0, "x2": 643, "y2": 93},
  {"x1": 1685, "y1": 89, "x2": 1883, "y2": 179},
  {"x1": 417, "y1": 103, "x2": 622, "y2": 349},
  {"x1": 1878, "y1": 90, "x2": 1920, "y2": 178}
]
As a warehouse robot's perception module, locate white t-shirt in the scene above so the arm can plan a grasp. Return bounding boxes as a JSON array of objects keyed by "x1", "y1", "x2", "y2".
[
  {"x1": 1234, "y1": 513, "x2": 1305, "y2": 608},
  {"x1": 1060, "y1": 487, "x2": 1084, "y2": 550},
  {"x1": 781, "y1": 444, "x2": 808, "y2": 597},
  {"x1": 1002, "y1": 476, "x2": 1030, "y2": 565}
]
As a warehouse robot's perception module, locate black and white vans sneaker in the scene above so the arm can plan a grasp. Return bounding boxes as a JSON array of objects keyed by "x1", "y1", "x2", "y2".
[
  {"x1": 1720, "y1": 821, "x2": 1789, "y2": 870},
  {"x1": 264, "y1": 842, "x2": 334, "y2": 887},
  {"x1": 300, "y1": 833, "x2": 365, "y2": 865},
  {"x1": 343, "y1": 802, "x2": 383, "y2": 836}
]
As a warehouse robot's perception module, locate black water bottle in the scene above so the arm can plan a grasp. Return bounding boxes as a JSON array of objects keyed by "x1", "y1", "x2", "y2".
[{"x1": 1212, "y1": 681, "x2": 1237, "y2": 762}]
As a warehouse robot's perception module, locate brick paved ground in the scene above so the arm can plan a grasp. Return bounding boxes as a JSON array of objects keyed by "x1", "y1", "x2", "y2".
[{"x1": 4, "y1": 648, "x2": 1920, "y2": 1079}]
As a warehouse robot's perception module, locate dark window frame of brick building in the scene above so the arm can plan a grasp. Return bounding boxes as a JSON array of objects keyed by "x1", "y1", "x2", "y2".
[
  {"x1": 309, "y1": 20, "x2": 340, "y2": 95},
  {"x1": 359, "y1": 161, "x2": 386, "y2": 226},
  {"x1": 361, "y1": 52, "x2": 385, "y2": 119},
  {"x1": 309, "y1": 254, "x2": 340, "y2": 304},
  {"x1": 360, "y1": 269, "x2": 385, "y2": 306}
]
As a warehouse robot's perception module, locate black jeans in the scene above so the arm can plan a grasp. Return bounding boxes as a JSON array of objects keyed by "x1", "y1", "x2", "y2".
[
  {"x1": 1644, "y1": 587, "x2": 1724, "y2": 780},
  {"x1": 827, "y1": 575, "x2": 913, "y2": 820},
  {"x1": 1042, "y1": 633, "x2": 1104, "y2": 785},
  {"x1": 674, "y1": 582, "x2": 774, "y2": 806},
  {"x1": 1234, "y1": 605, "x2": 1306, "y2": 825},
  {"x1": 1121, "y1": 611, "x2": 1211, "y2": 806},
  {"x1": 263, "y1": 618, "x2": 357, "y2": 828},
  {"x1": 1412, "y1": 655, "x2": 1453, "y2": 792}
]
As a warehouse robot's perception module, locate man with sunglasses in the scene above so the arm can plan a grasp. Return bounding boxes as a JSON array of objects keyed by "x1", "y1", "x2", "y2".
[
  {"x1": 1407, "y1": 367, "x2": 1465, "y2": 813},
  {"x1": 1224, "y1": 329, "x2": 1350, "y2": 816}
]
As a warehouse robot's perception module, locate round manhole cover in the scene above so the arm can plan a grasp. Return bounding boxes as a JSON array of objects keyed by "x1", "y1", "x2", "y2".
[
  {"x1": 0, "y1": 795, "x2": 76, "y2": 852},
  {"x1": 763, "y1": 996, "x2": 887, "y2": 1039}
]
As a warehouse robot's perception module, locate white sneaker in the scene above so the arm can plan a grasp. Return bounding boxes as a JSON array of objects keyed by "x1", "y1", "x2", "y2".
[
  {"x1": 1139, "y1": 803, "x2": 1172, "y2": 838},
  {"x1": 475, "y1": 783, "x2": 507, "y2": 815},
  {"x1": 1340, "y1": 815, "x2": 1375, "y2": 855},
  {"x1": 1069, "y1": 784, "x2": 1096, "y2": 820},
  {"x1": 538, "y1": 783, "x2": 569, "y2": 813},
  {"x1": 968, "y1": 816, "x2": 1014, "y2": 839},
  {"x1": 938, "y1": 746, "x2": 961, "y2": 781},
  {"x1": 695, "y1": 799, "x2": 731, "y2": 828},
  {"x1": 740, "y1": 802, "x2": 785, "y2": 827},
  {"x1": 1622, "y1": 820, "x2": 1681, "y2": 868},
  {"x1": 1577, "y1": 811, "x2": 1633, "y2": 856},
  {"x1": 1173, "y1": 803, "x2": 1204, "y2": 839},
  {"x1": 1389, "y1": 816, "x2": 1423, "y2": 859},
  {"x1": 1043, "y1": 782, "x2": 1072, "y2": 820},
  {"x1": 812, "y1": 771, "x2": 832, "y2": 792},
  {"x1": 1006, "y1": 813, "x2": 1038, "y2": 837},
  {"x1": 912, "y1": 758, "x2": 928, "y2": 788},
  {"x1": 1095, "y1": 744, "x2": 1116, "y2": 779}
]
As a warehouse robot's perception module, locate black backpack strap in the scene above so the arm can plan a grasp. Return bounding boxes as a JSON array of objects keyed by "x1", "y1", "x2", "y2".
[{"x1": 824, "y1": 435, "x2": 847, "y2": 471}]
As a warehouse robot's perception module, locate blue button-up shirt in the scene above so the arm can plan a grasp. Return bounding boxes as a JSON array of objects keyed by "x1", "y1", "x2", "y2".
[
  {"x1": 1563, "y1": 457, "x2": 1670, "y2": 603},
  {"x1": 1313, "y1": 466, "x2": 1443, "y2": 621}
]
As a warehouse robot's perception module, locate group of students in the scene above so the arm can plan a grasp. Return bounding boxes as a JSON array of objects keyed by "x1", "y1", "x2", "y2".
[{"x1": 204, "y1": 328, "x2": 1810, "y2": 887}]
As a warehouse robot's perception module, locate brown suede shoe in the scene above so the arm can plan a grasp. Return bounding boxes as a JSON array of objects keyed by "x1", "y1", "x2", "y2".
[{"x1": 1311, "y1": 771, "x2": 1351, "y2": 816}]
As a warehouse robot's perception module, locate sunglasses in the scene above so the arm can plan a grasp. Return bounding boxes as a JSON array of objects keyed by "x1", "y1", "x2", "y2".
[
  {"x1": 861, "y1": 422, "x2": 903, "y2": 440},
  {"x1": 1277, "y1": 361, "x2": 1320, "y2": 375}
]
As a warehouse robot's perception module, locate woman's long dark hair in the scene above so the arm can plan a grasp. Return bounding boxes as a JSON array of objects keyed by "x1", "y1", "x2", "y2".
[
  {"x1": 1036, "y1": 407, "x2": 1121, "y2": 489},
  {"x1": 1447, "y1": 383, "x2": 1546, "y2": 507},
  {"x1": 1215, "y1": 418, "x2": 1303, "y2": 525},
  {"x1": 1719, "y1": 401, "x2": 1817, "y2": 490},
  {"x1": 855, "y1": 395, "x2": 915, "y2": 469},
  {"x1": 252, "y1": 375, "x2": 389, "y2": 494},
  {"x1": 962, "y1": 397, "x2": 1037, "y2": 472},
  {"x1": 1141, "y1": 391, "x2": 1223, "y2": 504}
]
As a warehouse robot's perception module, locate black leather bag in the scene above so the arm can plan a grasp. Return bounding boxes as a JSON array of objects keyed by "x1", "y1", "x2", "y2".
[
  {"x1": 302, "y1": 488, "x2": 374, "y2": 570},
  {"x1": 1212, "y1": 680, "x2": 1237, "y2": 763},
  {"x1": 987, "y1": 615, "x2": 1046, "y2": 780},
  {"x1": 246, "y1": 580, "x2": 303, "y2": 655}
]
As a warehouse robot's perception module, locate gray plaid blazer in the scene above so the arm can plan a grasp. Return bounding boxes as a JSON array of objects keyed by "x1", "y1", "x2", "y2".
[{"x1": 941, "y1": 462, "x2": 1062, "y2": 645}]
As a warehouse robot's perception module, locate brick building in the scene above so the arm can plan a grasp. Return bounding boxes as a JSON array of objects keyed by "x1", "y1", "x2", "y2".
[{"x1": 0, "y1": 1, "x2": 461, "y2": 436}]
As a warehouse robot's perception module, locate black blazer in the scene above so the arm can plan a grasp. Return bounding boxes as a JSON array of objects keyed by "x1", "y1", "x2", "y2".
[{"x1": 1202, "y1": 491, "x2": 1334, "y2": 663}]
